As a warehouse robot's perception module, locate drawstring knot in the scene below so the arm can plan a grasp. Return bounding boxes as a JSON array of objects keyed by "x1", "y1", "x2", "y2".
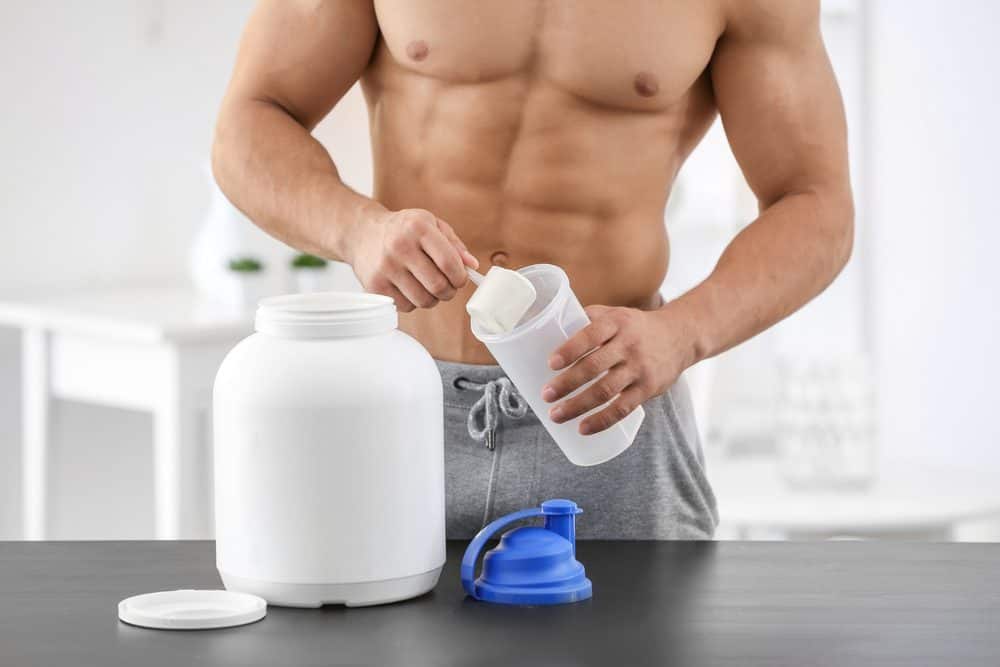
[{"x1": 455, "y1": 377, "x2": 528, "y2": 450}]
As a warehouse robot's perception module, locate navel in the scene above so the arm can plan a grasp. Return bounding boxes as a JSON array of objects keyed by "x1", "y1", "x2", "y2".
[
  {"x1": 633, "y1": 71, "x2": 660, "y2": 98},
  {"x1": 490, "y1": 250, "x2": 510, "y2": 267},
  {"x1": 406, "y1": 40, "x2": 429, "y2": 62}
]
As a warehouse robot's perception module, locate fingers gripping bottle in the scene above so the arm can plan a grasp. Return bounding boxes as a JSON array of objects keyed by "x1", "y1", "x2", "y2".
[{"x1": 467, "y1": 264, "x2": 644, "y2": 466}]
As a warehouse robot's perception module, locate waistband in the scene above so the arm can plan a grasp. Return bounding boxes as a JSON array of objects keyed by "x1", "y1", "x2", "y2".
[{"x1": 436, "y1": 359, "x2": 511, "y2": 410}]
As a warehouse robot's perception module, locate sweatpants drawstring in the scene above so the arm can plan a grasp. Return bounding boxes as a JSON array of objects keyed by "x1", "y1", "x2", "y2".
[{"x1": 454, "y1": 377, "x2": 528, "y2": 450}]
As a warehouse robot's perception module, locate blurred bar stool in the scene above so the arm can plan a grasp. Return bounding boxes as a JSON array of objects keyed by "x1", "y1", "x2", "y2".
[{"x1": 0, "y1": 287, "x2": 252, "y2": 540}]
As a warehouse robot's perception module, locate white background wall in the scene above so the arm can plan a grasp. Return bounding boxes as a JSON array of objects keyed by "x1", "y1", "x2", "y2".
[
  {"x1": 868, "y1": 1, "x2": 1000, "y2": 473},
  {"x1": 0, "y1": 1, "x2": 256, "y2": 538},
  {"x1": 0, "y1": 1, "x2": 372, "y2": 538}
]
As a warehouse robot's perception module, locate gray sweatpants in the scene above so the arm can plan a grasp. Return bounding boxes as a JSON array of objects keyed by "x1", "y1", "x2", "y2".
[{"x1": 438, "y1": 360, "x2": 718, "y2": 540}]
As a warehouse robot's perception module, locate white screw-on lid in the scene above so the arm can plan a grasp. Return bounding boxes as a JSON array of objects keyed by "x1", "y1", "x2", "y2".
[{"x1": 118, "y1": 589, "x2": 266, "y2": 630}]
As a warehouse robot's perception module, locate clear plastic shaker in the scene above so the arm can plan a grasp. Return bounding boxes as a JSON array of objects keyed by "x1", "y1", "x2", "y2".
[{"x1": 470, "y1": 264, "x2": 645, "y2": 466}]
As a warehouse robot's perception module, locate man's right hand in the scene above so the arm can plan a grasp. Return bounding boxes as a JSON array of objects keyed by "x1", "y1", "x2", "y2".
[{"x1": 345, "y1": 208, "x2": 480, "y2": 312}]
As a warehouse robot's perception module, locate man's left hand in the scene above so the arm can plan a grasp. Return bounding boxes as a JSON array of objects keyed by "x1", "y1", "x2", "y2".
[{"x1": 541, "y1": 304, "x2": 697, "y2": 435}]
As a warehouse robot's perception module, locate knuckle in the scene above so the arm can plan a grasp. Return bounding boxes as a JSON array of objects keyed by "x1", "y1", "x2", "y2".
[
  {"x1": 401, "y1": 210, "x2": 431, "y2": 231},
  {"x1": 582, "y1": 355, "x2": 604, "y2": 375},
  {"x1": 598, "y1": 347, "x2": 619, "y2": 368},
  {"x1": 561, "y1": 343, "x2": 582, "y2": 364},
  {"x1": 416, "y1": 294, "x2": 438, "y2": 309},
  {"x1": 611, "y1": 401, "x2": 631, "y2": 421},
  {"x1": 604, "y1": 314, "x2": 624, "y2": 331},
  {"x1": 593, "y1": 381, "x2": 616, "y2": 404},
  {"x1": 591, "y1": 322, "x2": 612, "y2": 341},
  {"x1": 389, "y1": 233, "x2": 412, "y2": 254},
  {"x1": 427, "y1": 275, "x2": 450, "y2": 296},
  {"x1": 592, "y1": 415, "x2": 613, "y2": 432},
  {"x1": 612, "y1": 311, "x2": 636, "y2": 332},
  {"x1": 575, "y1": 326, "x2": 594, "y2": 344},
  {"x1": 616, "y1": 308, "x2": 634, "y2": 323},
  {"x1": 443, "y1": 257, "x2": 464, "y2": 279},
  {"x1": 397, "y1": 209, "x2": 422, "y2": 223},
  {"x1": 559, "y1": 400, "x2": 580, "y2": 419}
]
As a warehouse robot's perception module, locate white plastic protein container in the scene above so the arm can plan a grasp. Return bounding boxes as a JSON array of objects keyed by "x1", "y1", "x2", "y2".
[
  {"x1": 213, "y1": 292, "x2": 446, "y2": 607},
  {"x1": 471, "y1": 264, "x2": 646, "y2": 466}
]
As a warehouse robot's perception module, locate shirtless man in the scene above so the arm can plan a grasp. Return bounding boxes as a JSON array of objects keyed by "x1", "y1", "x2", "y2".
[{"x1": 213, "y1": 0, "x2": 853, "y2": 539}]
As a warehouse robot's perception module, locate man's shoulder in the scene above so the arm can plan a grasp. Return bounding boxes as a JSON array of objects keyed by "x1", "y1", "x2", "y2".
[{"x1": 719, "y1": 0, "x2": 820, "y2": 43}]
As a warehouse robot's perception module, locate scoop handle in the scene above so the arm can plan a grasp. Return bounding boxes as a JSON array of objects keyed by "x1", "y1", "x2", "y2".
[{"x1": 467, "y1": 267, "x2": 485, "y2": 286}]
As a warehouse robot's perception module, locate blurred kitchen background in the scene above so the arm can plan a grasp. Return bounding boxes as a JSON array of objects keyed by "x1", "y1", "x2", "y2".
[{"x1": 1, "y1": 0, "x2": 998, "y2": 541}]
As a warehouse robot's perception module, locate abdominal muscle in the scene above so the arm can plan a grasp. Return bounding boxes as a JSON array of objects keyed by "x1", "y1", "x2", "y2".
[{"x1": 361, "y1": 56, "x2": 713, "y2": 364}]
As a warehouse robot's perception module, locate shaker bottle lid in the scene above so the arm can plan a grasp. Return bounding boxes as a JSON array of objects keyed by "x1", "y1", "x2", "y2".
[
  {"x1": 118, "y1": 589, "x2": 266, "y2": 630},
  {"x1": 461, "y1": 499, "x2": 593, "y2": 605}
]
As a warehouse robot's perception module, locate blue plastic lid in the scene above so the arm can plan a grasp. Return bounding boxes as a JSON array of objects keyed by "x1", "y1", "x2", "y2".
[{"x1": 461, "y1": 499, "x2": 593, "y2": 605}]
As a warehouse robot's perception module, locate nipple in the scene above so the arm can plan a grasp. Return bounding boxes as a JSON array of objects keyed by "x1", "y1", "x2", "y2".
[
  {"x1": 466, "y1": 267, "x2": 537, "y2": 335},
  {"x1": 406, "y1": 40, "x2": 429, "y2": 62},
  {"x1": 633, "y1": 71, "x2": 659, "y2": 97}
]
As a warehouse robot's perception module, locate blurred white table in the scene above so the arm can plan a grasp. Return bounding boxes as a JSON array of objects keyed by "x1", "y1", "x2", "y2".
[
  {"x1": 711, "y1": 458, "x2": 1000, "y2": 540},
  {"x1": 0, "y1": 287, "x2": 252, "y2": 540}
]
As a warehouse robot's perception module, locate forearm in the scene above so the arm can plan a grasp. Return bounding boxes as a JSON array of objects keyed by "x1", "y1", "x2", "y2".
[
  {"x1": 668, "y1": 187, "x2": 854, "y2": 364},
  {"x1": 211, "y1": 98, "x2": 385, "y2": 262}
]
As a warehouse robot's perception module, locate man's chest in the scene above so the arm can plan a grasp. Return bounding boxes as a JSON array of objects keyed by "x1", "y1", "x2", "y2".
[{"x1": 373, "y1": 0, "x2": 723, "y2": 111}]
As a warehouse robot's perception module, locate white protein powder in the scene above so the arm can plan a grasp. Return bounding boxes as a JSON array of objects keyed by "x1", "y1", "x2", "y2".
[{"x1": 466, "y1": 266, "x2": 538, "y2": 335}]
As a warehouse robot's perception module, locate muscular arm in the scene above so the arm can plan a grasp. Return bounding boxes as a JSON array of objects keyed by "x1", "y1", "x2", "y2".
[
  {"x1": 213, "y1": 0, "x2": 476, "y2": 311},
  {"x1": 545, "y1": 0, "x2": 853, "y2": 434},
  {"x1": 212, "y1": 0, "x2": 381, "y2": 261},
  {"x1": 677, "y1": 0, "x2": 854, "y2": 359}
]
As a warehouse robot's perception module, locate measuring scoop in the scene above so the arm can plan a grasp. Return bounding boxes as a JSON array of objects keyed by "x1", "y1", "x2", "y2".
[{"x1": 466, "y1": 266, "x2": 538, "y2": 335}]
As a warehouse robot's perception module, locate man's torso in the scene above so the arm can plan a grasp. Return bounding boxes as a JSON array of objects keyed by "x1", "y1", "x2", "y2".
[{"x1": 361, "y1": 0, "x2": 725, "y2": 362}]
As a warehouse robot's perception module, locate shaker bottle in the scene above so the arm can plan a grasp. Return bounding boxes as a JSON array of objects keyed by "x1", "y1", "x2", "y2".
[{"x1": 470, "y1": 264, "x2": 645, "y2": 466}]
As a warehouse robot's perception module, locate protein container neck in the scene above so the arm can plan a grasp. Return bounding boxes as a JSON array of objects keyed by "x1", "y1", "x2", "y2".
[{"x1": 255, "y1": 293, "x2": 397, "y2": 339}]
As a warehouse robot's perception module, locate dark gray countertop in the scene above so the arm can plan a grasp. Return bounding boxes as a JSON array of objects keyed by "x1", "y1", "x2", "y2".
[{"x1": 1, "y1": 540, "x2": 998, "y2": 666}]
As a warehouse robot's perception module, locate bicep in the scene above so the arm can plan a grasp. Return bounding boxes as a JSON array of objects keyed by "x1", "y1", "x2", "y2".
[
  {"x1": 224, "y1": 0, "x2": 377, "y2": 129},
  {"x1": 710, "y1": 1, "x2": 850, "y2": 208}
]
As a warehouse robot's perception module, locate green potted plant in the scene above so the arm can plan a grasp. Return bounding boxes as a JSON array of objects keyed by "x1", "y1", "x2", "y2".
[
  {"x1": 290, "y1": 253, "x2": 330, "y2": 293},
  {"x1": 228, "y1": 257, "x2": 263, "y2": 272},
  {"x1": 225, "y1": 255, "x2": 267, "y2": 311}
]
